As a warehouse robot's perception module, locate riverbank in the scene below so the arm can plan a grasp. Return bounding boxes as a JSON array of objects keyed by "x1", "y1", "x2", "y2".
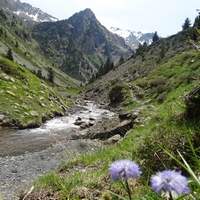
[{"x1": 0, "y1": 139, "x2": 103, "y2": 200}]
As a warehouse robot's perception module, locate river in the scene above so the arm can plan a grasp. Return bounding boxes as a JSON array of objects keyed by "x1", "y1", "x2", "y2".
[{"x1": 0, "y1": 101, "x2": 114, "y2": 157}]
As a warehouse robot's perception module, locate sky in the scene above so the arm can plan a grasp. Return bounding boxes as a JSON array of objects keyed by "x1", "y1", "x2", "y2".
[{"x1": 21, "y1": 0, "x2": 200, "y2": 37}]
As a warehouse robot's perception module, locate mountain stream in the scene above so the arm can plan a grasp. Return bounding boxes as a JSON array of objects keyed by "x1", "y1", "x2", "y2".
[{"x1": 0, "y1": 101, "x2": 114, "y2": 157}]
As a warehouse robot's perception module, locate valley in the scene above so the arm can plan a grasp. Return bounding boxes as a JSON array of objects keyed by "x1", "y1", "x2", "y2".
[{"x1": 0, "y1": 0, "x2": 200, "y2": 199}]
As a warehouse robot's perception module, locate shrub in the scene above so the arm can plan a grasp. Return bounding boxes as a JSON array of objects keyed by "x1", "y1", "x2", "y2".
[
  {"x1": 109, "y1": 84, "x2": 124, "y2": 105},
  {"x1": 150, "y1": 78, "x2": 167, "y2": 88},
  {"x1": 157, "y1": 93, "x2": 167, "y2": 102}
]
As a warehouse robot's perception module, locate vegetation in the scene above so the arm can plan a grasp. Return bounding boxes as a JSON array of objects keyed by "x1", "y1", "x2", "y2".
[
  {"x1": 1, "y1": 4, "x2": 200, "y2": 200},
  {"x1": 6, "y1": 48, "x2": 13, "y2": 61},
  {"x1": 182, "y1": 18, "x2": 192, "y2": 30},
  {"x1": 0, "y1": 56, "x2": 71, "y2": 128},
  {"x1": 89, "y1": 57, "x2": 114, "y2": 83},
  {"x1": 152, "y1": 31, "x2": 159, "y2": 43},
  {"x1": 0, "y1": 8, "x2": 79, "y2": 88},
  {"x1": 47, "y1": 67, "x2": 54, "y2": 83},
  {"x1": 19, "y1": 23, "x2": 200, "y2": 199}
]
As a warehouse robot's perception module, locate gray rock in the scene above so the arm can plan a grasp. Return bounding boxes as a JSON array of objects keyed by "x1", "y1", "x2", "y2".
[
  {"x1": 104, "y1": 134, "x2": 122, "y2": 144},
  {"x1": 0, "y1": 114, "x2": 4, "y2": 122}
]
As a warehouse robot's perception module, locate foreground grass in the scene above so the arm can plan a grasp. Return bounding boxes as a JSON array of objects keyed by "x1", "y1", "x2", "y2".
[
  {"x1": 30, "y1": 36, "x2": 200, "y2": 199},
  {"x1": 32, "y1": 94, "x2": 200, "y2": 199}
]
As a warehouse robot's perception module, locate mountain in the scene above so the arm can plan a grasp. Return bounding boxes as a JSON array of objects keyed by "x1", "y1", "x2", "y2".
[
  {"x1": 0, "y1": 1, "x2": 133, "y2": 82},
  {"x1": 11, "y1": 27, "x2": 200, "y2": 199},
  {"x1": 109, "y1": 27, "x2": 154, "y2": 51},
  {"x1": 0, "y1": 0, "x2": 58, "y2": 23},
  {"x1": 31, "y1": 9, "x2": 134, "y2": 82},
  {"x1": 0, "y1": 7, "x2": 79, "y2": 88}
]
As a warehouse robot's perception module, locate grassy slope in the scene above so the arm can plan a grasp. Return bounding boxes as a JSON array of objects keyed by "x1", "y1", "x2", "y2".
[
  {"x1": 30, "y1": 31, "x2": 200, "y2": 199},
  {"x1": 0, "y1": 56, "x2": 74, "y2": 127},
  {"x1": 0, "y1": 10, "x2": 80, "y2": 88},
  {"x1": 0, "y1": 10, "x2": 82, "y2": 127}
]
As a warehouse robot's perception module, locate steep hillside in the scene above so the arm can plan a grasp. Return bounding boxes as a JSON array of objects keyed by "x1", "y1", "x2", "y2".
[
  {"x1": 0, "y1": 2, "x2": 134, "y2": 83},
  {"x1": 0, "y1": 56, "x2": 70, "y2": 128},
  {"x1": 31, "y1": 9, "x2": 133, "y2": 82},
  {"x1": 83, "y1": 29, "x2": 198, "y2": 107},
  {"x1": 20, "y1": 26, "x2": 200, "y2": 199},
  {"x1": 0, "y1": 0, "x2": 58, "y2": 24},
  {"x1": 0, "y1": 8, "x2": 79, "y2": 88},
  {"x1": 0, "y1": 8, "x2": 81, "y2": 128}
]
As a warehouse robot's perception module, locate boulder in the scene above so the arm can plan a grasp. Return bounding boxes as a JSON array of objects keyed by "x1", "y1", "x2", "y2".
[
  {"x1": 88, "y1": 120, "x2": 95, "y2": 126},
  {"x1": 75, "y1": 113, "x2": 135, "y2": 140},
  {"x1": 104, "y1": 134, "x2": 122, "y2": 144},
  {"x1": 6, "y1": 90, "x2": 16, "y2": 97},
  {"x1": 74, "y1": 120, "x2": 84, "y2": 126},
  {"x1": 80, "y1": 122, "x2": 89, "y2": 129},
  {"x1": 30, "y1": 111, "x2": 39, "y2": 117},
  {"x1": 1, "y1": 118, "x2": 11, "y2": 126},
  {"x1": 0, "y1": 114, "x2": 4, "y2": 122}
]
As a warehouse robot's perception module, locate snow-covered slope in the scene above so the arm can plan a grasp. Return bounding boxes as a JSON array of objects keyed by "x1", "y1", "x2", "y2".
[
  {"x1": 109, "y1": 27, "x2": 154, "y2": 51},
  {"x1": 0, "y1": 0, "x2": 58, "y2": 23}
]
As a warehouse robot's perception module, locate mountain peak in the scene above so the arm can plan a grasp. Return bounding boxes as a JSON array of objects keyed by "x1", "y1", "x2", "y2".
[
  {"x1": 82, "y1": 8, "x2": 94, "y2": 16},
  {"x1": 109, "y1": 27, "x2": 154, "y2": 50},
  {"x1": 0, "y1": 0, "x2": 58, "y2": 22},
  {"x1": 73, "y1": 8, "x2": 96, "y2": 19}
]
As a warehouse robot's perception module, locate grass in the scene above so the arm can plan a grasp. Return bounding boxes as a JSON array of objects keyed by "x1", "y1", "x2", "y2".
[
  {"x1": 32, "y1": 97, "x2": 200, "y2": 199},
  {"x1": 29, "y1": 36, "x2": 200, "y2": 199},
  {"x1": 0, "y1": 56, "x2": 70, "y2": 127},
  {"x1": 1, "y1": 14, "x2": 200, "y2": 199}
]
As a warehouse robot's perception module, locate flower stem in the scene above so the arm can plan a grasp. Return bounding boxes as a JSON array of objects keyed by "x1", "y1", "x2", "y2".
[
  {"x1": 169, "y1": 191, "x2": 173, "y2": 200},
  {"x1": 125, "y1": 179, "x2": 132, "y2": 200}
]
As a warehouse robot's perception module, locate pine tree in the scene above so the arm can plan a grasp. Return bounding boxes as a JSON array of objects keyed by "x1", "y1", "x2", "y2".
[
  {"x1": 15, "y1": 41, "x2": 18, "y2": 48},
  {"x1": 119, "y1": 55, "x2": 124, "y2": 63},
  {"x1": 194, "y1": 10, "x2": 200, "y2": 29},
  {"x1": 152, "y1": 31, "x2": 159, "y2": 43},
  {"x1": 186, "y1": 10, "x2": 200, "y2": 52},
  {"x1": 36, "y1": 70, "x2": 43, "y2": 79},
  {"x1": 0, "y1": 27, "x2": 3, "y2": 37},
  {"x1": 6, "y1": 48, "x2": 13, "y2": 61},
  {"x1": 182, "y1": 18, "x2": 191, "y2": 30},
  {"x1": 48, "y1": 68, "x2": 54, "y2": 83}
]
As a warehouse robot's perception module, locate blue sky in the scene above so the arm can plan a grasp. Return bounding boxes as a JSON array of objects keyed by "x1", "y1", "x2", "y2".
[{"x1": 22, "y1": 0, "x2": 200, "y2": 37}]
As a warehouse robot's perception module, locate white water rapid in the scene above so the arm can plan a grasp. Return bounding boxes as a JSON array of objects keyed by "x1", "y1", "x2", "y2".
[{"x1": 0, "y1": 101, "x2": 114, "y2": 157}]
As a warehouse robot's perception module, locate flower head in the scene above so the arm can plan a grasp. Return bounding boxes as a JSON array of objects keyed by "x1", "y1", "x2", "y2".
[
  {"x1": 151, "y1": 170, "x2": 190, "y2": 195},
  {"x1": 109, "y1": 159, "x2": 142, "y2": 182}
]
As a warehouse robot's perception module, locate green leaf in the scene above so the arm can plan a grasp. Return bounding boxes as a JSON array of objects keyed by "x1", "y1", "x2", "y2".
[
  {"x1": 177, "y1": 150, "x2": 200, "y2": 187},
  {"x1": 106, "y1": 190, "x2": 127, "y2": 200}
]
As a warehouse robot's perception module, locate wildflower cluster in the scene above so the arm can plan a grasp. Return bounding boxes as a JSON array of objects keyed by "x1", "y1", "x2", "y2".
[
  {"x1": 109, "y1": 159, "x2": 142, "y2": 182},
  {"x1": 151, "y1": 170, "x2": 190, "y2": 195},
  {"x1": 109, "y1": 159, "x2": 190, "y2": 200}
]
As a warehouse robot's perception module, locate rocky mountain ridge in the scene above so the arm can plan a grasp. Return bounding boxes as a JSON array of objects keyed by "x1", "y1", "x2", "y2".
[
  {"x1": 109, "y1": 27, "x2": 154, "y2": 50},
  {"x1": 31, "y1": 8, "x2": 134, "y2": 82},
  {"x1": 0, "y1": 0, "x2": 153, "y2": 82},
  {"x1": 0, "y1": 0, "x2": 58, "y2": 23}
]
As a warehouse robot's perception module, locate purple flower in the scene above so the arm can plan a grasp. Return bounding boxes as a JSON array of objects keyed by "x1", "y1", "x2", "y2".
[
  {"x1": 109, "y1": 159, "x2": 142, "y2": 182},
  {"x1": 151, "y1": 170, "x2": 190, "y2": 195}
]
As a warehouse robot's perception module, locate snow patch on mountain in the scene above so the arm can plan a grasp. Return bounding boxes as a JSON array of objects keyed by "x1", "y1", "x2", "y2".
[
  {"x1": 109, "y1": 27, "x2": 154, "y2": 51},
  {"x1": 9, "y1": 1, "x2": 59, "y2": 23}
]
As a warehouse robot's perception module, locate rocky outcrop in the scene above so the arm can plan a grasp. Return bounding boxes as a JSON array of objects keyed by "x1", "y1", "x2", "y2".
[
  {"x1": 72, "y1": 111, "x2": 138, "y2": 141},
  {"x1": 32, "y1": 8, "x2": 133, "y2": 82}
]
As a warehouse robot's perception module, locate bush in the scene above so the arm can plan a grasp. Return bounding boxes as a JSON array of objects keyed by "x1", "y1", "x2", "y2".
[
  {"x1": 109, "y1": 84, "x2": 124, "y2": 104},
  {"x1": 149, "y1": 78, "x2": 167, "y2": 88}
]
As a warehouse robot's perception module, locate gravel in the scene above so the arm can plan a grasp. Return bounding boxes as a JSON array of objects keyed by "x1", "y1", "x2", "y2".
[{"x1": 0, "y1": 139, "x2": 103, "y2": 200}]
